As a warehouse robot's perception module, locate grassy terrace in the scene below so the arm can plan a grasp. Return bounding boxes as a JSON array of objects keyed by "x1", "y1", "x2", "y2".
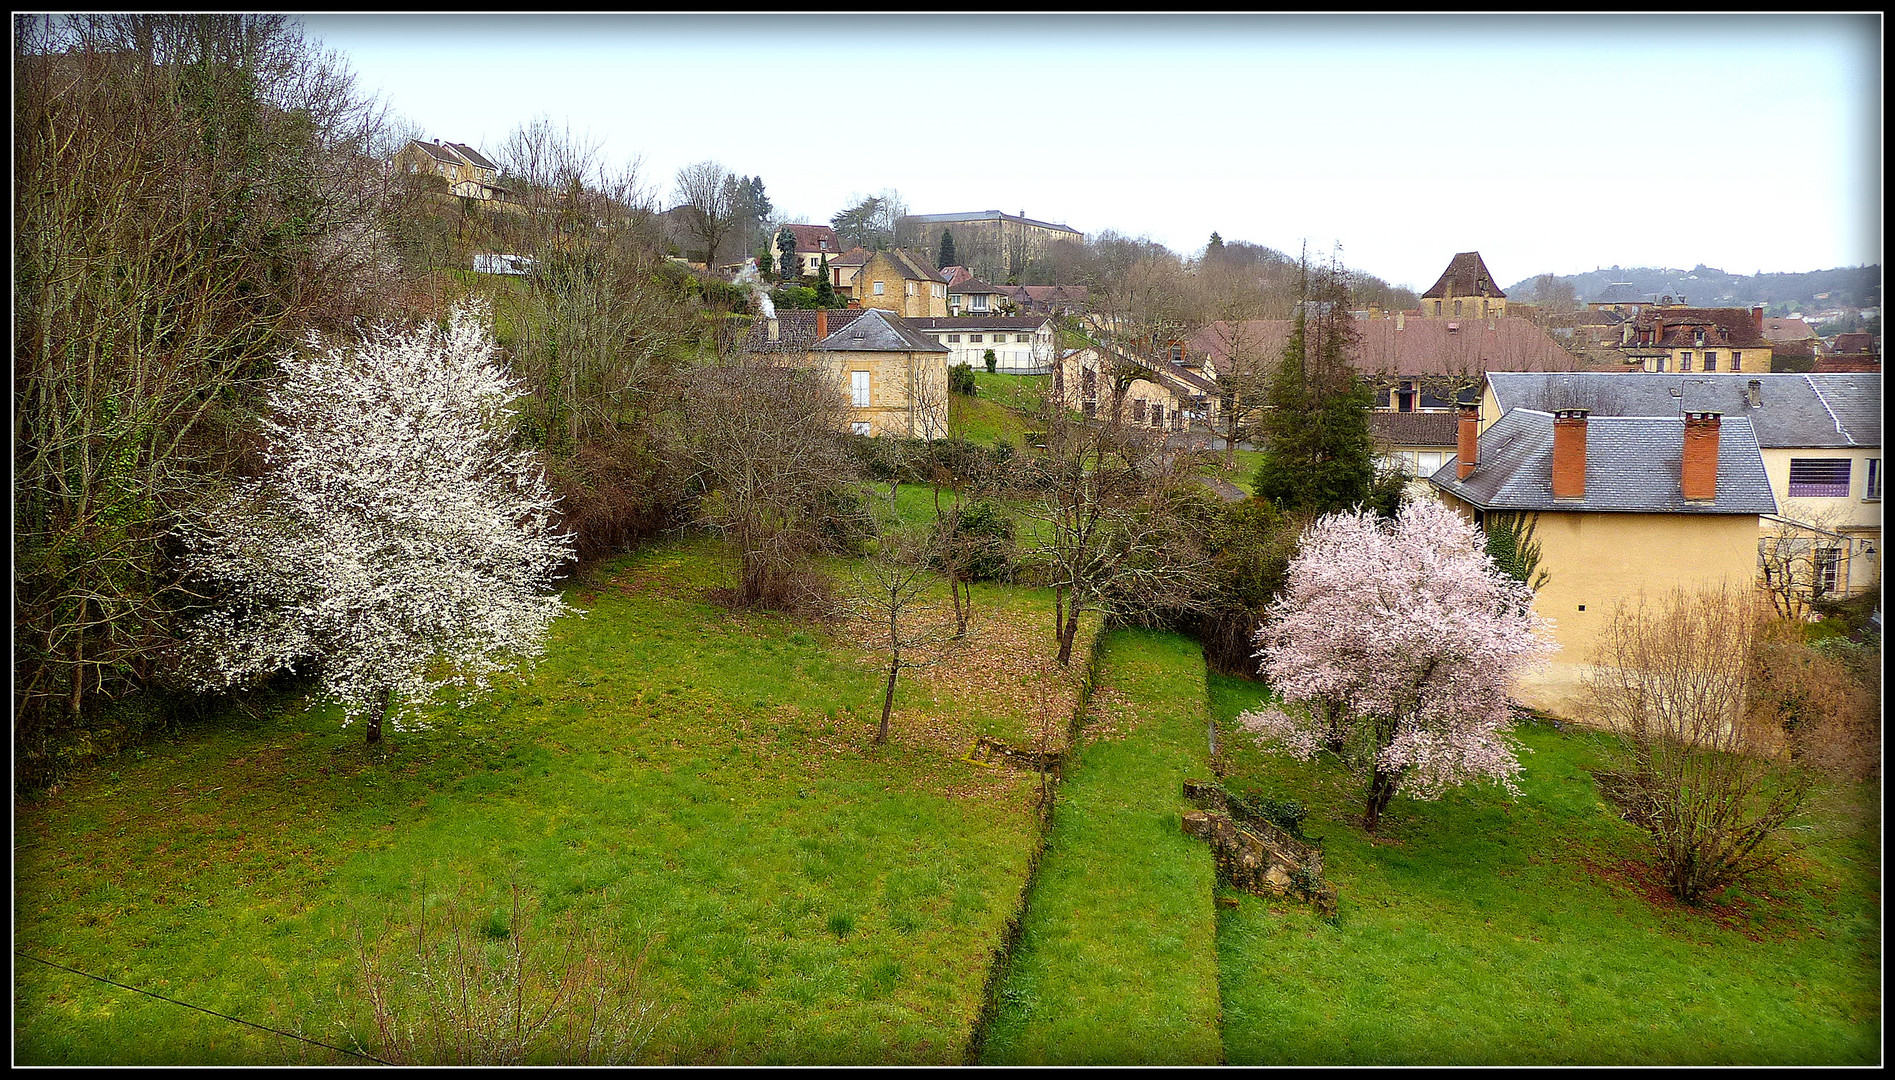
[
  {"x1": 15, "y1": 537, "x2": 1095, "y2": 1065},
  {"x1": 979, "y1": 629, "x2": 1223, "y2": 1065},
  {"x1": 1207, "y1": 674, "x2": 1882, "y2": 1066}
]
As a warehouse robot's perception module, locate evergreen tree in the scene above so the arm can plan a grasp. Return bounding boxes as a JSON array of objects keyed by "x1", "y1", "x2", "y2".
[
  {"x1": 1253, "y1": 262, "x2": 1381, "y2": 515},
  {"x1": 1206, "y1": 231, "x2": 1225, "y2": 261},
  {"x1": 775, "y1": 226, "x2": 798, "y2": 280},
  {"x1": 938, "y1": 229, "x2": 957, "y2": 270},
  {"x1": 814, "y1": 253, "x2": 837, "y2": 307}
]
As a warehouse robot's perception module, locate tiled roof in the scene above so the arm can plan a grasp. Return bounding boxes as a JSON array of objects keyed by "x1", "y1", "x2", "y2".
[
  {"x1": 814, "y1": 307, "x2": 949, "y2": 353},
  {"x1": 940, "y1": 266, "x2": 974, "y2": 287},
  {"x1": 882, "y1": 248, "x2": 948, "y2": 283},
  {"x1": 739, "y1": 309, "x2": 869, "y2": 353},
  {"x1": 1485, "y1": 372, "x2": 1881, "y2": 449},
  {"x1": 1188, "y1": 316, "x2": 1579, "y2": 378},
  {"x1": 1815, "y1": 356, "x2": 1881, "y2": 372},
  {"x1": 829, "y1": 246, "x2": 872, "y2": 268},
  {"x1": 1429, "y1": 409, "x2": 1777, "y2": 515},
  {"x1": 1634, "y1": 307, "x2": 1769, "y2": 349},
  {"x1": 782, "y1": 224, "x2": 838, "y2": 253},
  {"x1": 1761, "y1": 317, "x2": 1817, "y2": 343},
  {"x1": 1420, "y1": 252, "x2": 1506, "y2": 301},
  {"x1": 1078, "y1": 343, "x2": 1219, "y2": 397},
  {"x1": 1832, "y1": 332, "x2": 1877, "y2": 355},
  {"x1": 412, "y1": 140, "x2": 463, "y2": 164},
  {"x1": 1369, "y1": 411, "x2": 1459, "y2": 448},
  {"x1": 907, "y1": 316, "x2": 1053, "y2": 331},
  {"x1": 949, "y1": 277, "x2": 1005, "y2": 295}
]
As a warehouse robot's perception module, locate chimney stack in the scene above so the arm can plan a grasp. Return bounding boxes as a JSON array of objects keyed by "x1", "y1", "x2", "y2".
[
  {"x1": 1396, "y1": 311, "x2": 1405, "y2": 332},
  {"x1": 1745, "y1": 379, "x2": 1762, "y2": 407},
  {"x1": 816, "y1": 308, "x2": 828, "y2": 341},
  {"x1": 1752, "y1": 306, "x2": 1764, "y2": 337},
  {"x1": 768, "y1": 317, "x2": 779, "y2": 343},
  {"x1": 1551, "y1": 409, "x2": 1588, "y2": 500},
  {"x1": 1457, "y1": 403, "x2": 1481, "y2": 479},
  {"x1": 1681, "y1": 412, "x2": 1721, "y2": 501}
]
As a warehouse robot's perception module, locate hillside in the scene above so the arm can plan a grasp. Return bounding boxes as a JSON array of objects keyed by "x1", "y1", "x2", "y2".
[{"x1": 1506, "y1": 264, "x2": 1881, "y2": 313}]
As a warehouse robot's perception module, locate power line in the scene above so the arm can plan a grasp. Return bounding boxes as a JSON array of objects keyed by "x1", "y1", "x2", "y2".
[{"x1": 16, "y1": 950, "x2": 391, "y2": 1065}]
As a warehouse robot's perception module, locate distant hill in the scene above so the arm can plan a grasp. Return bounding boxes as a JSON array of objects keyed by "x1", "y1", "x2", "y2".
[{"x1": 1505, "y1": 264, "x2": 1881, "y2": 312}]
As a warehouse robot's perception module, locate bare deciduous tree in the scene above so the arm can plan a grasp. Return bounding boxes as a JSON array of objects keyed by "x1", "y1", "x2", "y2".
[
  {"x1": 848, "y1": 527, "x2": 954, "y2": 745},
  {"x1": 672, "y1": 160, "x2": 739, "y2": 267},
  {"x1": 683, "y1": 353, "x2": 859, "y2": 610},
  {"x1": 1585, "y1": 585, "x2": 1815, "y2": 905}
]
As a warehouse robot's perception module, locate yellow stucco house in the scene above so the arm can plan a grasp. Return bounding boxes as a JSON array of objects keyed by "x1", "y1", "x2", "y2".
[
  {"x1": 742, "y1": 307, "x2": 950, "y2": 439},
  {"x1": 393, "y1": 139, "x2": 511, "y2": 202},
  {"x1": 1051, "y1": 343, "x2": 1221, "y2": 433},
  {"x1": 1623, "y1": 306, "x2": 1774, "y2": 373},
  {"x1": 852, "y1": 249, "x2": 951, "y2": 319},
  {"x1": 1429, "y1": 403, "x2": 1780, "y2": 718},
  {"x1": 1484, "y1": 372, "x2": 1882, "y2": 597}
]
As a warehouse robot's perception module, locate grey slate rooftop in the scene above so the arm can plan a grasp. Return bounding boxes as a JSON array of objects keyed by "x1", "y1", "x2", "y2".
[
  {"x1": 1429, "y1": 409, "x2": 1778, "y2": 515},
  {"x1": 1485, "y1": 372, "x2": 1881, "y2": 448},
  {"x1": 814, "y1": 307, "x2": 949, "y2": 353}
]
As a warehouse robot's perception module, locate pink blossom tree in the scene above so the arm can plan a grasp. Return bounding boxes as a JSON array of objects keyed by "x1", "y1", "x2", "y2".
[
  {"x1": 180, "y1": 303, "x2": 575, "y2": 745},
  {"x1": 1236, "y1": 499, "x2": 1556, "y2": 832}
]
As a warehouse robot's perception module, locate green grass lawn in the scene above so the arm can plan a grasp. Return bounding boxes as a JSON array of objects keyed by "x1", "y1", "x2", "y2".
[
  {"x1": 1207, "y1": 673, "x2": 1882, "y2": 1066},
  {"x1": 14, "y1": 536, "x2": 1099, "y2": 1065},
  {"x1": 979, "y1": 629, "x2": 1223, "y2": 1065},
  {"x1": 970, "y1": 370, "x2": 1048, "y2": 415},
  {"x1": 1200, "y1": 448, "x2": 1264, "y2": 496}
]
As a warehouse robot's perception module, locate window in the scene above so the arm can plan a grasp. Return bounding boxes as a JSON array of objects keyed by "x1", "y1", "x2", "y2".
[
  {"x1": 906, "y1": 281, "x2": 917, "y2": 296},
  {"x1": 1151, "y1": 404, "x2": 1164, "y2": 426},
  {"x1": 1132, "y1": 400, "x2": 1147, "y2": 422},
  {"x1": 873, "y1": 280, "x2": 885, "y2": 295},
  {"x1": 1169, "y1": 344, "x2": 1183, "y2": 363},
  {"x1": 1703, "y1": 351, "x2": 1717, "y2": 371},
  {"x1": 852, "y1": 421, "x2": 872, "y2": 436},
  {"x1": 1867, "y1": 458, "x2": 1882, "y2": 500},
  {"x1": 1815, "y1": 547, "x2": 1842, "y2": 596},
  {"x1": 1434, "y1": 301, "x2": 1443, "y2": 315},
  {"x1": 1418, "y1": 451, "x2": 1445, "y2": 475},
  {"x1": 1680, "y1": 351, "x2": 1692, "y2": 371},
  {"x1": 1453, "y1": 300, "x2": 1463, "y2": 317},
  {"x1": 1788, "y1": 458, "x2": 1851, "y2": 497},
  {"x1": 851, "y1": 371, "x2": 871, "y2": 407},
  {"x1": 933, "y1": 284, "x2": 945, "y2": 298},
  {"x1": 946, "y1": 334, "x2": 960, "y2": 343},
  {"x1": 1731, "y1": 351, "x2": 1743, "y2": 371},
  {"x1": 969, "y1": 335, "x2": 983, "y2": 343},
  {"x1": 1397, "y1": 381, "x2": 1415, "y2": 412},
  {"x1": 1376, "y1": 387, "x2": 1393, "y2": 409}
]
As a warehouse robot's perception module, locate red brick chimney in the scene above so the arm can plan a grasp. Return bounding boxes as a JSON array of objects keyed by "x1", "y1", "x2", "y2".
[
  {"x1": 1751, "y1": 306, "x2": 1764, "y2": 337},
  {"x1": 1457, "y1": 404, "x2": 1480, "y2": 479},
  {"x1": 1551, "y1": 409, "x2": 1588, "y2": 500},
  {"x1": 816, "y1": 308, "x2": 828, "y2": 341},
  {"x1": 1681, "y1": 412, "x2": 1720, "y2": 501}
]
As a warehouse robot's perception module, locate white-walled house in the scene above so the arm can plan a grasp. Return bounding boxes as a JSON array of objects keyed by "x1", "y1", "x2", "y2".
[{"x1": 905, "y1": 317, "x2": 1056, "y2": 374}]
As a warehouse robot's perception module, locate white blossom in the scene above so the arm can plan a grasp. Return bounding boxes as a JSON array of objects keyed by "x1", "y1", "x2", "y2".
[{"x1": 181, "y1": 302, "x2": 575, "y2": 733}]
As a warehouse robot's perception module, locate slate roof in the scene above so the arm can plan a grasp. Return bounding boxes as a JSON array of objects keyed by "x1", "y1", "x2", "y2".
[
  {"x1": 882, "y1": 248, "x2": 949, "y2": 283},
  {"x1": 1484, "y1": 372, "x2": 1880, "y2": 449},
  {"x1": 902, "y1": 210, "x2": 1083, "y2": 237},
  {"x1": 1428, "y1": 409, "x2": 1778, "y2": 515},
  {"x1": 445, "y1": 142, "x2": 496, "y2": 170},
  {"x1": 814, "y1": 307, "x2": 949, "y2": 353},
  {"x1": 1369, "y1": 411, "x2": 1460, "y2": 449},
  {"x1": 1420, "y1": 252, "x2": 1506, "y2": 300},
  {"x1": 1077, "y1": 344, "x2": 1219, "y2": 397},
  {"x1": 1589, "y1": 282, "x2": 1651, "y2": 305}
]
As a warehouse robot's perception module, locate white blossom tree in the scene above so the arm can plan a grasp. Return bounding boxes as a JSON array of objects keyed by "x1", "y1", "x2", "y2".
[
  {"x1": 1236, "y1": 499, "x2": 1557, "y2": 832},
  {"x1": 181, "y1": 303, "x2": 575, "y2": 744}
]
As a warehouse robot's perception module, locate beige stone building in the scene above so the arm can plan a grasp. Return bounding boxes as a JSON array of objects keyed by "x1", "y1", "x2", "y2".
[
  {"x1": 1624, "y1": 307, "x2": 1775, "y2": 373},
  {"x1": 852, "y1": 248, "x2": 950, "y2": 319},
  {"x1": 393, "y1": 139, "x2": 511, "y2": 201},
  {"x1": 1052, "y1": 344, "x2": 1221, "y2": 433},
  {"x1": 1419, "y1": 251, "x2": 1508, "y2": 319},
  {"x1": 1430, "y1": 405, "x2": 1780, "y2": 717},
  {"x1": 741, "y1": 308, "x2": 950, "y2": 438},
  {"x1": 905, "y1": 316, "x2": 1056, "y2": 374},
  {"x1": 900, "y1": 210, "x2": 1084, "y2": 284}
]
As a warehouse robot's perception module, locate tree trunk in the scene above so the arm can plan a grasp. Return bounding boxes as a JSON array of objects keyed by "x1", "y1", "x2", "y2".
[
  {"x1": 367, "y1": 685, "x2": 390, "y2": 746},
  {"x1": 876, "y1": 654, "x2": 898, "y2": 745},
  {"x1": 1363, "y1": 763, "x2": 1399, "y2": 833},
  {"x1": 1055, "y1": 605, "x2": 1080, "y2": 667}
]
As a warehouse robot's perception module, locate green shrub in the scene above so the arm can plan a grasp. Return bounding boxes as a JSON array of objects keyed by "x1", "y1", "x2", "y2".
[
  {"x1": 942, "y1": 499, "x2": 1017, "y2": 582},
  {"x1": 949, "y1": 362, "x2": 977, "y2": 396}
]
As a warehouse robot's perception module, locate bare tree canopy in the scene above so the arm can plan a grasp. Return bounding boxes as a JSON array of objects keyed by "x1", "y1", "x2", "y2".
[{"x1": 672, "y1": 159, "x2": 738, "y2": 265}]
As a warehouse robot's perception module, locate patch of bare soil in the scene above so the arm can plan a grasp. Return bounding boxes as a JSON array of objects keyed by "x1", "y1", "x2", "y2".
[{"x1": 1575, "y1": 856, "x2": 1798, "y2": 943}]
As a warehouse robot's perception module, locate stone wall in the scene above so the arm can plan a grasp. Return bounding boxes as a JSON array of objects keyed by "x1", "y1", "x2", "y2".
[{"x1": 1181, "y1": 780, "x2": 1337, "y2": 916}]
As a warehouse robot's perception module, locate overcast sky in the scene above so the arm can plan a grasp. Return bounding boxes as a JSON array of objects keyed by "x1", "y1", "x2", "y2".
[{"x1": 300, "y1": 13, "x2": 1881, "y2": 291}]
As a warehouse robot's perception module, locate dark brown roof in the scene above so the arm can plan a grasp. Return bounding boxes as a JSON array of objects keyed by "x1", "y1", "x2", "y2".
[
  {"x1": 1633, "y1": 307, "x2": 1769, "y2": 349},
  {"x1": 739, "y1": 309, "x2": 869, "y2": 353},
  {"x1": 1188, "y1": 316, "x2": 1579, "y2": 379},
  {"x1": 1814, "y1": 355, "x2": 1880, "y2": 372},
  {"x1": 949, "y1": 277, "x2": 1004, "y2": 295},
  {"x1": 829, "y1": 246, "x2": 872, "y2": 267},
  {"x1": 884, "y1": 248, "x2": 948, "y2": 283},
  {"x1": 1832, "y1": 332, "x2": 1877, "y2": 355},
  {"x1": 1369, "y1": 411, "x2": 1460, "y2": 448},
  {"x1": 1420, "y1": 252, "x2": 1506, "y2": 301},
  {"x1": 783, "y1": 224, "x2": 839, "y2": 253},
  {"x1": 445, "y1": 142, "x2": 496, "y2": 170},
  {"x1": 1761, "y1": 317, "x2": 1817, "y2": 343}
]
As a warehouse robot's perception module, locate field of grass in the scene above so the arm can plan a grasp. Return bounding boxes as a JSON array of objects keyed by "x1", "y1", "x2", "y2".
[
  {"x1": 979, "y1": 629, "x2": 1223, "y2": 1065},
  {"x1": 947, "y1": 391, "x2": 1032, "y2": 450},
  {"x1": 970, "y1": 370, "x2": 1048, "y2": 415},
  {"x1": 1199, "y1": 447, "x2": 1265, "y2": 496},
  {"x1": 15, "y1": 536, "x2": 1102, "y2": 1065},
  {"x1": 1207, "y1": 674, "x2": 1882, "y2": 1066}
]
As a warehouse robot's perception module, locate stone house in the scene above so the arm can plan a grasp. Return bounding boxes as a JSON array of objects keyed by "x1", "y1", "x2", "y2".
[
  {"x1": 777, "y1": 223, "x2": 843, "y2": 278},
  {"x1": 1419, "y1": 251, "x2": 1508, "y2": 319},
  {"x1": 741, "y1": 307, "x2": 950, "y2": 438},
  {"x1": 393, "y1": 139, "x2": 511, "y2": 202},
  {"x1": 852, "y1": 248, "x2": 950, "y2": 319},
  {"x1": 1052, "y1": 343, "x2": 1221, "y2": 433},
  {"x1": 1625, "y1": 307, "x2": 1774, "y2": 373}
]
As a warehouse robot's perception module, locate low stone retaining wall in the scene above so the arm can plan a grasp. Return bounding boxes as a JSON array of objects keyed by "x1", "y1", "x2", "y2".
[
  {"x1": 1181, "y1": 780, "x2": 1337, "y2": 916},
  {"x1": 966, "y1": 734, "x2": 1064, "y2": 772}
]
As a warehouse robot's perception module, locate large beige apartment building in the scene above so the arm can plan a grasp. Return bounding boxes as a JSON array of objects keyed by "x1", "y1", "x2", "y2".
[{"x1": 900, "y1": 210, "x2": 1083, "y2": 283}]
